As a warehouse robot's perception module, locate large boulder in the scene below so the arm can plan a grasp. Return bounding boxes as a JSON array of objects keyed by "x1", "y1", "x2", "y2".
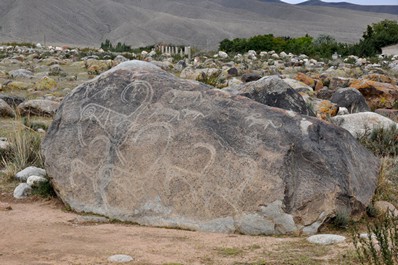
[
  {"x1": 330, "y1": 88, "x2": 370, "y2": 113},
  {"x1": 42, "y1": 61, "x2": 379, "y2": 235},
  {"x1": 238, "y1": 76, "x2": 315, "y2": 116},
  {"x1": 331, "y1": 112, "x2": 398, "y2": 137},
  {"x1": 17, "y1": 99, "x2": 60, "y2": 117}
]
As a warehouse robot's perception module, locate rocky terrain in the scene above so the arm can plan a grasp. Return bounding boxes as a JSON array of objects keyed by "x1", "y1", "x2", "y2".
[
  {"x1": 0, "y1": 43, "x2": 398, "y2": 264},
  {"x1": 0, "y1": 0, "x2": 397, "y2": 49}
]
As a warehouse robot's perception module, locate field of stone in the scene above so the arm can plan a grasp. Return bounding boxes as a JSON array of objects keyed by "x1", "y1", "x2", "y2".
[{"x1": 0, "y1": 44, "x2": 397, "y2": 264}]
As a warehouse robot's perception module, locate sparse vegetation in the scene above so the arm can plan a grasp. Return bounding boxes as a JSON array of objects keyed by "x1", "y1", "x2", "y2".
[
  {"x1": 352, "y1": 210, "x2": 398, "y2": 265},
  {"x1": 220, "y1": 20, "x2": 398, "y2": 58},
  {"x1": 357, "y1": 125, "x2": 398, "y2": 157}
]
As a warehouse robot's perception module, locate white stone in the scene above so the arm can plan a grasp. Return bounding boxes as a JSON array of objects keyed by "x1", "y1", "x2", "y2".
[
  {"x1": 27, "y1": 175, "x2": 48, "y2": 187},
  {"x1": 337, "y1": 107, "x2": 349, "y2": 116},
  {"x1": 108, "y1": 254, "x2": 134, "y2": 263},
  {"x1": 331, "y1": 112, "x2": 398, "y2": 137},
  {"x1": 15, "y1": 166, "x2": 46, "y2": 182},
  {"x1": 0, "y1": 137, "x2": 10, "y2": 150},
  {"x1": 13, "y1": 183, "x2": 32, "y2": 199},
  {"x1": 307, "y1": 234, "x2": 346, "y2": 245},
  {"x1": 218, "y1": 51, "x2": 228, "y2": 59}
]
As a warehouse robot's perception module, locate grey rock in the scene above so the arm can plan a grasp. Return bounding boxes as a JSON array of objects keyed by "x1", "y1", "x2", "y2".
[
  {"x1": 0, "y1": 99, "x2": 15, "y2": 117},
  {"x1": 238, "y1": 76, "x2": 315, "y2": 116},
  {"x1": 330, "y1": 88, "x2": 370, "y2": 113},
  {"x1": 9, "y1": 69, "x2": 33, "y2": 79},
  {"x1": 0, "y1": 137, "x2": 10, "y2": 150},
  {"x1": 107, "y1": 254, "x2": 134, "y2": 263},
  {"x1": 331, "y1": 112, "x2": 397, "y2": 137},
  {"x1": 375, "y1": 109, "x2": 398, "y2": 123},
  {"x1": 17, "y1": 99, "x2": 60, "y2": 116},
  {"x1": 114, "y1": 55, "x2": 128, "y2": 63},
  {"x1": 0, "y1": 94, "x2": 25, "y2": 107},
  {"x1": 241, "y1": 73, "x2": 261, "y2": 83},
  {"x1": 13, "y1": 183, "x2": 32, "y2": 199},
  {"x1": 307, "y1": 234, "x2": 346, "y2": 245},
  {"x1": 42, "y1": 60, "x2": 379, "y2": 235},
  {"x1": 26, "y1": 175, "x2": 48, "y2": 187},
  {"x1": 227, "y1": 67, "x2": 238, "y2": 76},
  {"x1": 16, "y1": 166, "x2": 46, "y2": 182},
  {"x1": 49, "y1": 64, "x2": 63, "y2": 75}
]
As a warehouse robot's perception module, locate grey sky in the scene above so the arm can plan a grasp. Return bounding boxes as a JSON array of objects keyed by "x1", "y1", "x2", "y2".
[{"x1": 280, "y1": 0, "x2": 398, "y2": 5}]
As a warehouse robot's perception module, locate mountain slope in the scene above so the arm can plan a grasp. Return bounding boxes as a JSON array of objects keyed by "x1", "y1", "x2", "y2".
[
  {"x1": 299, "y1": 0, "x2": 398, "y2": 16},
  {"x1": 0, "y1": 0, "x2": 396, "y2": 49}
]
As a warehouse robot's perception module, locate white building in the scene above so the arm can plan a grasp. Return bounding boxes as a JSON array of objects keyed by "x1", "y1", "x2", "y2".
[{"x1": 382, "y1": 44, "x2": 398, "y2": 56}]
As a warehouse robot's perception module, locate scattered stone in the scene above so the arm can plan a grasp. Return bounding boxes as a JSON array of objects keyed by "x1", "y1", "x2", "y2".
[
  {"x1": 241, "y1": 73, "x2": 261, "y2": 83},
  {"x1": 15, "y1": 166, "x2": 46, "y2": 182},
  {"x1": 374, "y1": 201, "x2": 398, "y2": 216},
  {"x1": 0, "y1": 138, "x2": 10, "y2": 151},
  {"x1": 13, "y1": 183, "x2": 32, "y2": 199},
  {"x1": 17, "y1": 99, "x2": 60, "y2": 116},
  {"x1": 26, "y1": 175, "x2": 48, "y2": 187},
  {"x1": 5, "y1": 81, "x2": 30, "y2": 90},
  {"x1": 239, "y1": 75, "x2": 315, "y2": 116},
  {"x1": 296, "y1": 72, "x2": 315, "y2": 88},
  {"x1": 0, "y1": 202, "x2": 12, "y2": 211},
  {"x1": 0, "y1": 99, "x2": 15, "y2": 117},
  {"x1": 9, "y1": 69, "x2": 33, "y2": 79},
  {"x1": 283, "y1": 78, "x2": 313, "y2": 93},
  {"x1": 218, "y1": 51, "x2": 228, "y2": 59},
  {"x1": 307, "y1": 234, "x2": 346, "y2": 245},
  {"x1": 107, "y1": 254, "x2": 134, "y2": 263},
  {"x1": 330, "y1": 88, "x2": 370, "y2": 113},
  {"x1": 42, "y1": 61, "x2": 379, "y2": 235},
  {"x1": 49, "y1": 64, "x2": 63, "y2": 76},
  {"x1": 331, "y1": 112, "x2": 398, "y2": 137},
  {"x1": 375, "y1": 109, "x2": 398, "y2": 123},
  {"x1": 0, "y1": 94, "x2": 25, "y2": 107}
]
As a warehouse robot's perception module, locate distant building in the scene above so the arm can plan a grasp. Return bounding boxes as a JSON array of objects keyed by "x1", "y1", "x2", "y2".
[{"x1": 382, "y1": 44, "x2": 398, "y2": 56}]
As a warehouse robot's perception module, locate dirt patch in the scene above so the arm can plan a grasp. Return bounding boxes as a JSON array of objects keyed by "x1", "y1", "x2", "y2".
[{"x1": 0, "y1": 196, "x2": 357, "y2": 265}]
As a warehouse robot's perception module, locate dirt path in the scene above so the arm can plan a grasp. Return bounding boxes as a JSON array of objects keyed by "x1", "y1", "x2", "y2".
[{"x1": 0, "y1": 198, "x2": 353, "y2": 265}]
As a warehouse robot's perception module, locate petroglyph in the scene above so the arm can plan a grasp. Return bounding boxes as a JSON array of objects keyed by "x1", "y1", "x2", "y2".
[{"x1": 245, "y1": 113, "x2": 282, "y2": 131}]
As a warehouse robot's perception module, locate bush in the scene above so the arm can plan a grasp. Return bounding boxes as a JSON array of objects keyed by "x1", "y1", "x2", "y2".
[
  {"x1": 352, "y1": 210, "x2": 398, "y2": 265},
  {"x1": 357, "y1": 125, "x2": 398, "y2": 157},
  {"x1": 31, "y1": 181, "x2": 56, "y2": 198},
  {"x1": 1, "y1": 129, "x2": 44, "y2": 181}
]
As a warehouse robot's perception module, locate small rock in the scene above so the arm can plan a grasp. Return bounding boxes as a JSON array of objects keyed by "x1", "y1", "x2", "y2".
[
  {"x1": 0, "y1": 99, "x2": 15, "y2": 117},
  {"x1": 108, "y1": 254, "x2": 134, "y2": 263},
  {"x1": 26, "y1": 175, "x2": 48, "y2": 187},
  {"x1": 15, "y1": 166, "x2": 46, "y2": 182},
  {"x1": 330, "y1": 88, "x2": 370, "y2": 113},
  {"x1": 218, "y1": 51, "x2": 228, "y2": 59},
  {"x1": 0, "y1": 202, "x2": 12, "y2": 211},
  {"x1": 241, "y1": 73, "x2": 261, "y2": 83},
  {"x1": 307, "y1": 234, "x2": 346, "y2": 245},
  {"x1": 9, "y1": 69, "x2": 33, "y2": 79},
  {"x1": 0, "y1": 138, "x2": 10, "y2": 150},
  {"x1": 374, "y1": 201, "x2": 398, "y2": 216},
  {"x1": 17, "y1": 99, "x2": 60, "y2": 117},
  {"x1": 13, "y1": 183, "x2": 32, "y2": 199}
]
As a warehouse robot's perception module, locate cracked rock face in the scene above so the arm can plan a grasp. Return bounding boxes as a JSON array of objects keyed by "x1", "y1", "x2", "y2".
[{"x1": 42, "y1": 60, "x2": 379, "y2": 235}]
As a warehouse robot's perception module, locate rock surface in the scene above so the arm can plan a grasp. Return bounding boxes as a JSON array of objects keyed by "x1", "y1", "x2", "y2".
[
  {"x1": 238, "y1": 76, "x2": 315, "y2": 116},
  {"x1": 107, "y1": 254, "x2": 134, "y2": 263},
  {"x1": 307, "y1": 234, "x2": 346, "y2": 245},
  {"x1": 331, "y1": 112, "x2": 398, "y2": 137},
  {"x1": 15, "y1": 166, "x2": 46, "y2": 182},
  {"x1": 0, "y1": 98, "x2": 15, "y2": 117},
  {"x1": 330, "y1": 88, "x2": 370, "y2": 113},
  {"x1": 17, "y1": 99, "x2": 60, "y2": 116},
  {"x1": 42, "y1": 61, "x2": 379, "y2": 235},
  {"x1": 27, "y1": 175, "x2": 48, "y2": 187},
  {"x1": 13, "y1": 183, "x2": 32, "y2": 199}
]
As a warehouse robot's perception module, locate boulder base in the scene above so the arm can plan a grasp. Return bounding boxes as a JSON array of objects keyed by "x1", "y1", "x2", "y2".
[{"x1": 42, "y1": 61, "x2": 379, "y2": 235}]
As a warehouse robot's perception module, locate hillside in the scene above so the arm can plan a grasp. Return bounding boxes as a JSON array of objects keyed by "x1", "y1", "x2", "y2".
[
  {"x1": 0, "y1": 0, "x2": 396, "y2": 49},
  {"x1": 299, "y1": 0, "x2": 398, "y2": 16}
]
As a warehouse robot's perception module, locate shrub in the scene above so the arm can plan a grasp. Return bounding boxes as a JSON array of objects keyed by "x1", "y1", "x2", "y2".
[
  {"x1": 352, "y1": 210, "x2": 398, "y2": 265},
  {"x1": 333, "y1": 210, "x2": 351, "y2": 229},
  {"x1": 1, "y1": 129, "x2": 44, "y2": 181},
  {"x1": 357, "y1": 125, "x2": 398, "y2": 157},
  {"x1": 31, "y1": 181, "x2": 56, "y2": 198}
]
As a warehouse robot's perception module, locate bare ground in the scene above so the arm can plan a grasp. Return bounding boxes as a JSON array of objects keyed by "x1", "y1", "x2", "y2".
[{"x1": 0, "y1": 195, "x2": 357, "y2": 265}]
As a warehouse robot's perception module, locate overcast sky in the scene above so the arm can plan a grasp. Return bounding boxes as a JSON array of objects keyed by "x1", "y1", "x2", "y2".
[{"x1": 281, "y1": 0, "x2": 398, "y2": 5}]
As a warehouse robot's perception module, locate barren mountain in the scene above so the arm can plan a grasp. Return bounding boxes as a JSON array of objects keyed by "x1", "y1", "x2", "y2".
[
  {"x1": 0, "y1": 0, "x2": 396, "y2": 49},
  {"x1": 299, "y1": 0, "x2": 398, "y2": 16}
]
